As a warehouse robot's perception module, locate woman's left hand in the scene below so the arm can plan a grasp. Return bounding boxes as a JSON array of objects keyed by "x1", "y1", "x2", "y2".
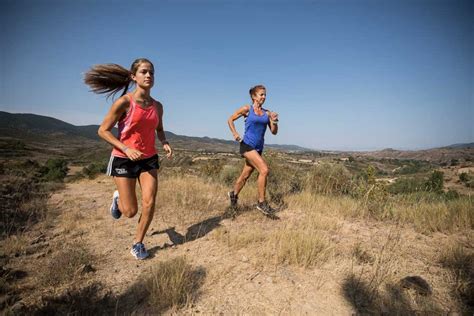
[
  {"x1": 270, "y1": 111, "x2": 279, "y2": 122},
  {"x1": 163, "y1": 143, "x2": 173, "y2": 159}
]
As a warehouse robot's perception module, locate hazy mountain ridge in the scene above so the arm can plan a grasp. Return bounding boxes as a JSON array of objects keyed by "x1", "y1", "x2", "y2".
[
  {"x1": 0, "y1": 111, "x2": 310, "y2": 153},
  {"x1": 0, "y1": 111, "x2": 472, "y2": 159}
]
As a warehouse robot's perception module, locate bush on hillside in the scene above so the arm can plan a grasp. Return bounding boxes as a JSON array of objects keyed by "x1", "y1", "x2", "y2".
[
  {"x1": 199, "y1": 159, "x2": 224, "y2": 181},
  {"x1": 304, "y1": 163, "x2": 352, "y2": 195},
  {"x1": 425, "y1": 170, "x2": 444, "y2": 193},
  {"x1": 389, "y1": 171, "x2": 444, "y2": 195},
  {"x1": 82, "y1": 162, "x2": 108, "y2": 179},
  {"x1": 459, "y1": 172, "x2": 474, "y2": 188},
  {"x1": 388, "y1": 177, "x2": 427, "y2": 194},
  {"x1": 40, "y1": 158, "x2": 69, "y2": 182},
  {"x1": 265, "y1": 155, "x2": 303, "y2": 206},
  {"x1": 219, "y1": 164, "x2": 242, "y2": 186}
]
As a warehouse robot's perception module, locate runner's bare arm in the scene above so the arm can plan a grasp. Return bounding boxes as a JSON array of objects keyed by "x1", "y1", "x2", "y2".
[
  {"x1": 267, "y1": 110, "x2": 279, "y2": 135},
  {"x1": 228, "y1": 105, "x2": 250, "y2": 142},
  {"x1": 155, "y1": 101, "x2": 173, "y2": 158}
]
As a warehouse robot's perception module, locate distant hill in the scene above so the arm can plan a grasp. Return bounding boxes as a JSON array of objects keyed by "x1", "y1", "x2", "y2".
[
  {"x1": 0, "y1": 111, "x2": 309, "y2": 153},
  {"x1": 358, "y1": 144, "x2": 474, "y2": 163},
  {"x1": 2, "y1": 111, "x2": 471, "y2": 162},
  {"x1": 442, "y1": 143, "x2": 474, "y2": 149}
]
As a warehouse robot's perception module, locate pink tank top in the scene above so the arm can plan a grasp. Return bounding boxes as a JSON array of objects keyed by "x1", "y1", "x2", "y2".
[{"x1": 111, "y1": 94, "x2": 159, "y2": 159}]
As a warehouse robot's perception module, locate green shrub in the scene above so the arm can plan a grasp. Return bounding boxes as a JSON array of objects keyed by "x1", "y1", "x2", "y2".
[
  {"x1": 389, "y1": 171, "x2": 444, "y2": 195},
  {"x1": 443, "y1": 189, "x2": 460, "y2": 200},
  {"x1": 393, "y1": 160, "x2": 431, "y2": 175},
  {"x1": 265, "y1": 155, "x2": 303, "y2": 206},
  {"x1": 353, "y1": 166, "x2": 390, "y2": 217},
  {"x1": 82, "y1": 162, "x2": 107, "y2": 179},
  {"x1": 388, "y1": 177, "x2": 420, "y2": 194},
  {"x1": 40, "y1": 159, "x2": 69, "y2": 182},
  {"x1": 425, "y1": 170, "x2": 444, "y2": 193},
  {"x1": 199, "y1": 159, "x2": 223, "y2": 181},
  {"x1": 304, "y1": 162, "x2": 352, "y2": 195},
  {"x1": 219, "y1": 164, "x2": 242, "y2": 186},
  {"x1": 459, "y1": 172, "x2": 474, "y2": 188}
]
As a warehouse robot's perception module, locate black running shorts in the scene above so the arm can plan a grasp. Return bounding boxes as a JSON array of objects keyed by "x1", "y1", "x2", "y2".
[
  {"x1": 239, "y1": 141, "x2": 263, "y2": 157},
  {"x1": 106, "y1": 154, "x2": 159, "y2": 178}
]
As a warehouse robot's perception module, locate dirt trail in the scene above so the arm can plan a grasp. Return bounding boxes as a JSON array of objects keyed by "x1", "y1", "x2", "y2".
[
  {"x1": 43, "y1": 176, "x2": 355, "y2": 314},
  {"x1": 7, "y1": 175, "x2": 470, "y2": 314}
]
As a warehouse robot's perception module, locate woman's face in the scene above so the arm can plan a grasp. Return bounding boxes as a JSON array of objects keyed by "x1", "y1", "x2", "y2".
[
  {"x1": 252, "y1": 89, "x2": 266, "y2": 106},
  {"x1": 132, "y1": 62, "x2": 154, "y2": 89}
]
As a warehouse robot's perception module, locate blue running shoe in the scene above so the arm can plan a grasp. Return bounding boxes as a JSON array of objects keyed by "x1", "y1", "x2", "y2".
[
  {"x1": 130, "y1": 242, "x2": 149, "y2": 260},
  {"x1": 110, "y1": 190, "x2": 122, "y2": 219}
]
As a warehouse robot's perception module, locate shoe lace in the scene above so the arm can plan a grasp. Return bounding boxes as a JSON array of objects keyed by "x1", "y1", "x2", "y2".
[{"x1": 133, "y1": 243, "x2": 145, "y2": 254}]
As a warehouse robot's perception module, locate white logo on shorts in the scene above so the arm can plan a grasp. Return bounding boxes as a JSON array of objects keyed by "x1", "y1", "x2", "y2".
[{"x1": 115, "y1": 168, "x2": 127, "y2": 175}]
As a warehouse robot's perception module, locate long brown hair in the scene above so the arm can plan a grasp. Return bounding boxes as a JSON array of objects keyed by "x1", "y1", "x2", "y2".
[{"x1": 84, "y1": 58, "x2": 154, "y2": 99}]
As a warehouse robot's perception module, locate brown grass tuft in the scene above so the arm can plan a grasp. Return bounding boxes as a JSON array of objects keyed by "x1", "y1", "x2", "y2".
[
  {"x1": 268, "y1": 228, "x2": 332, "y2": 268},
  {"x1": 40, "y1": 241, "x2": 94, "y2": 287},
  {"x1": 146, "y1": 256, "x2": 205, "y2": 312},
  {"x1": 439, "y1": 241, "x2": 474, "y2": 311},
  {"x1": 1, "y1": 233, "x2": 30, "y2": 257}
]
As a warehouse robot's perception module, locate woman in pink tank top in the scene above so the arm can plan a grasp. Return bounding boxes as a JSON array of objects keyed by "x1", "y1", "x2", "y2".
[{"x1": 84, "y1": 58, "x2": 173, "y2": 260}]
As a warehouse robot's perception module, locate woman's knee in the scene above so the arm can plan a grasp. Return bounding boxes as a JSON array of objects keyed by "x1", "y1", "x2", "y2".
[
  {"x1": 260, "y1": 166, "x2": 269, "y2": 177},
  {"x1": 142, "y1": 197, "x2": 156, "y2": 213},
  {"x1": 122, "y1": 205, "x2": 138, "y2": 218}
]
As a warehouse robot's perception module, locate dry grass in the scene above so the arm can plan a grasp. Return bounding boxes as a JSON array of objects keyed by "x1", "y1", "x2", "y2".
[
  {"x1": 393, "y1": 197, "x2": 473, "y2": 234},
  {"x1": 40, "y1": 240, "x2": 94, "y2": 287},
  {"x1": 146, "y1": 256, "x2": 205, "y2": 312},
  {"x1": 343, "y1": 230, "x2": 416, "y2": 313},
  {"x1": 0, "y1": 233, "x2": 30, "y2": 257},
  {"x1": 439, "y1": 240, "x2": 474, "y2": 312},
  {"x1": 61, "y1": 206, "x2": 85, "y2": 233},
  {"x1": 215, "y1": 218, "x2": 334, "y2": 268},
  {"x1": 352, "y1": 242, "x2": 375, "y2": 264},
  {"x1": 214, "y1": 226, "x2": 268, "y2": 250},
  {"x1": 268, "y1": 227, "x2": 332, "y2": 268},
  {"x1": 157, "y1": 175, "x2": 227, "y2": 225},
  {"x1": 287, "y1": 190, "x2": 473, "y2": 234},
  {"x1": 343, "y1": 229, "x2": 445, "y2": 314}
]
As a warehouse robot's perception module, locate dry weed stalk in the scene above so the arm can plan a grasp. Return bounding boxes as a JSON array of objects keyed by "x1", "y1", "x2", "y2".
[{"x1": 346, "y1": 228, "x2": 402, "y2": 306}]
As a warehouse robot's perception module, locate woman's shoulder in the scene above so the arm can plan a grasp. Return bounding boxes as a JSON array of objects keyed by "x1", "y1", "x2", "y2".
[
  {"x1": 152, "y1": 98, "x2": 164, "y2": 112},
  {"x1": 113, "y1": 94, "x2": 131, "y2": 110}
]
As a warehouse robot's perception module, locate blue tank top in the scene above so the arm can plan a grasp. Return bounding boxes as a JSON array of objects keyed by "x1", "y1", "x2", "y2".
[{"x1": 243, "y1": 106, "x2": 269, "y2": 151}]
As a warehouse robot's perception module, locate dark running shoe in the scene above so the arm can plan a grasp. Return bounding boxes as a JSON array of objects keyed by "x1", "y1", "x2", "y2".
[
  {"x1": 130, "y1": 242, "x2": 149, "y2": 260},
  {"x1": 228, "y1": 191, "x2": 238, "y2": 208},
  {"x1": 256, "y1": 201, "x2": 276, "y2": 216}
]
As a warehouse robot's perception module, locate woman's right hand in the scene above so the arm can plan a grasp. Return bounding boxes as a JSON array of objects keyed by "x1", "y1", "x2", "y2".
[
  {"x1": 234, "y1": 134, "x2": 242, "y2": 142},
  {"x1": 124, "y1": 147, "x2": 144, "y2": 161}
]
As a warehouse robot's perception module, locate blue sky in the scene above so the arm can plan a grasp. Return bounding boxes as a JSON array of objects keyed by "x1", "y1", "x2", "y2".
[{"x1": 1, "y1": 0, "x2": 472, "y2": 150}]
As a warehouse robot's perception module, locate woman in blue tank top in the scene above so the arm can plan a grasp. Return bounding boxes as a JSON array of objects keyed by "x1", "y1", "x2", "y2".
[{"x1": 227, "y1": 85, "x2": 279, "y2": 215}]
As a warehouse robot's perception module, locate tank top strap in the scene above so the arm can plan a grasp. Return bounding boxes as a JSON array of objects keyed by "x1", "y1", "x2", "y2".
[{"x1": 127, "y1": 93, "x2": 137, "y2": 110}]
